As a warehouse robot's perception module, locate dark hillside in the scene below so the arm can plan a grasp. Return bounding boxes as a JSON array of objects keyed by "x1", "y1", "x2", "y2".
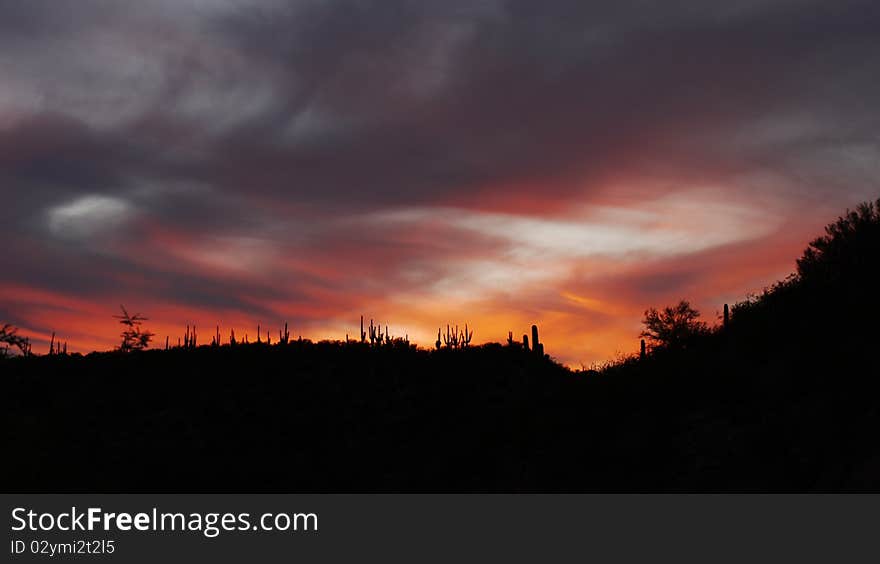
[{"x1": 3, "y1": 200, "x2": 880, "y2": 492}]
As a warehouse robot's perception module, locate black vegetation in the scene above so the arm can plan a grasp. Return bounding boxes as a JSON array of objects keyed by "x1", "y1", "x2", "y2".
[
  {"x1": 3, "y1": 199, "x2": 880, "y2": 492},
  {"x1": 0, "y1": 324, "x2": 31, "y2": 358},
  {"x1": 640, "y1": 300, "x2": 708, "y2": 350},
  {"x1": 114, "y1": 305, "x2": 154, "y2": 353}
]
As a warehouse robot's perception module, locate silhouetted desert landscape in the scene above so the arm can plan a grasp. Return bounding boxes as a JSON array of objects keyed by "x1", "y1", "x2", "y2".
[{"x1": 4, "y1": 200, "x2": 879, "y2": 491}]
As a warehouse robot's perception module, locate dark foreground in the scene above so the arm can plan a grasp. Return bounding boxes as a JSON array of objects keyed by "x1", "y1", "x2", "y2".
[
  {"x1": 2, "y1": 331, "x2": 879, "y2": 492},
  {"x1": 3, "y1": 199, "x2": 880, "y2": 491}
]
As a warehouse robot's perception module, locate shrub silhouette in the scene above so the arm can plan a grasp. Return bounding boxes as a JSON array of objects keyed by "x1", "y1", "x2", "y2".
[
  {"x1": 114, "y1": 305, "x2": 154, "y2": 352},
  {"x1": 797, "y1": 198, "x2": 880, "y2": 285},
  {"x1": 639, "y1": 300, "x2": 708, "y2": 350},
  {"x1": 0, "y1": 323, "x2": 29, "y2": 357}
]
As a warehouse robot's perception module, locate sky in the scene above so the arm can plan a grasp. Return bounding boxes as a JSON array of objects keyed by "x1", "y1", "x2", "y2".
[{"x1": 1, "y1": 0, "x2": 879, "y2": 366}]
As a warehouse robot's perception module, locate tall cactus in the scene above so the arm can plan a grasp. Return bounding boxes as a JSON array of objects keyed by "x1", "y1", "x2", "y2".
[
  {"x1": 435, "y1": 328, "x2": 441, "y2": 350},
  {"x1": 368, "y1": 319, "x2": 386, "y2": 346},
  {"x1": 461, "y1": 324, "x2": 473, "y2": 347},
  {"x1": 523, "y1": 334, "x2": 529, "y2": 351},
  {"x1": 443, "y1": 324, "x2": 461, "y2": 348},
  {"x1": 723, "y1": 303, "x2": 730, "y2": 330},
  {"x1": 640, "y1": 339, "x2": 646, "y2": 360},
  {"x1": 183, "y1": 325, "x2": 197, "y2": 348},
  {"x1": 360, "y1": 315, "x2": 366, "y2": 343},
  {"x1": 531, "y1": 325, "x2": 543, "y2": 357}
]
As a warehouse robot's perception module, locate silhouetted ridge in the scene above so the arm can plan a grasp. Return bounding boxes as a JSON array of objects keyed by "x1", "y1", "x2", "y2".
[
  {"x1": 715, "y1": 198, "x2": 880, "y2": 368},
  {"x1": 3, "y1": 198, "x2": 880, "y2": 492}
]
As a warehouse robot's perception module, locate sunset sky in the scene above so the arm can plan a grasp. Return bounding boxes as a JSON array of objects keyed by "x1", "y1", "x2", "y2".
[{"x1": 2, "y1": 1, "x2": 879, "y2": 366}]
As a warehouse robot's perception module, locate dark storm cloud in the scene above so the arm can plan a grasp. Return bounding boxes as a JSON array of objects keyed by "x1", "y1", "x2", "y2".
[
  {"x1": 3, "y1": 0, "x2": 878, "y2": 212},
  {"x1": 0, "y1": 114, "x2": 154, "y2": 227},
  {"x1": 194, "y1": 0, "x2": 880, "y2": 207}
]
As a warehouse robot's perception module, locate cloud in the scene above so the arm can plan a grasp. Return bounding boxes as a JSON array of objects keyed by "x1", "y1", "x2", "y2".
[
  {"x1": 1, "y1": 0, "x2": 879, "y2": 363},
  {"x1": 47, "y1": 195, "x2": 133, "y2": 240}
]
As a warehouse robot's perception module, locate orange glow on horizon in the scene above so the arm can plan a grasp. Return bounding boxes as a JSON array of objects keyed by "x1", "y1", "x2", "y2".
[{"x1": 2, "y1": 186, "x2": 849, "y2": 367}]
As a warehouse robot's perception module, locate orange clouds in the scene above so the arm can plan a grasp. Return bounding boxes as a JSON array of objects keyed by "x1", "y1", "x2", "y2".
[{"x1": 1, "y1": 184, "x2": 844, "y2": 367}]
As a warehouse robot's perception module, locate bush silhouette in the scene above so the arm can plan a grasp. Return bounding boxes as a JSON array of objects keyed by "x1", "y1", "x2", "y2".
[
  {"x1": 797, "y1": 198, "x2": 880, "y2": 285},
  {"x1": 639, "y1": 300, "x2": 708, "y2": 350},
  {"x1": 114, "y1": 305, "x2": 154, "y2": 352},
  {"x1": 0, "y1": 323, "x2": 31, "y2": 357}
]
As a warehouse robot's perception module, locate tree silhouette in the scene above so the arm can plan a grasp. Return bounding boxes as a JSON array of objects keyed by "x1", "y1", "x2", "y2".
[
  {"x1": 114, "y1": 306, "x2": 154, "y2": 352},
  {"x1": 797, "y1": 198, "x2": 880, "y2": 284},
  {"x1": 640, "y1": 300, "x2": 708, "y2": 350},
  {"x1": 0, "y1": 323, "x2": 30, "y2": 357},
  {"x1": 1, "y1": 324, "x2": 17, "y2": 357}
]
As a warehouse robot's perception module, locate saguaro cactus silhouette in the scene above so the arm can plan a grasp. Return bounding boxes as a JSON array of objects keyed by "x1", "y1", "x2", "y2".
[
  {"x1": 531, "y1": 325, "x2": 543, "y2": 357},
  {"x1": 723, "y1": 303, "x2": 730, "y2": 329},
  {"x1": 443, "y1": 324, "x2": 458, "y2": 348},
  {"x1": 461, "y1": 324, "x2": 473, "y2": 347},
  {"x1": 366, "y1": 319, "x2": 389, "y2": 346},
  {"x1": 184, "y1": 325, "x2": 197, "y2": 348},
  {"x1": 183, "y1": 325, "x2": 197, "y2": 349}
]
